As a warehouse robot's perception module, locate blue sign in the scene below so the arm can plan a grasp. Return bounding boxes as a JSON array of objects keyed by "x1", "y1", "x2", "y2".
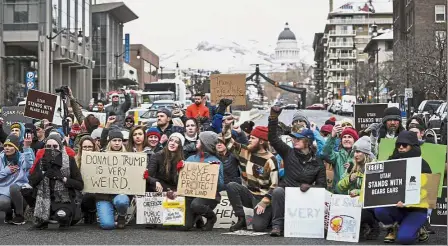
[
  {"x1": 25, "y1": 71, "x2": 36, "y2": 92},
  {"x1": 124, "y1": 33, "x2": 130, "y2": 64}
]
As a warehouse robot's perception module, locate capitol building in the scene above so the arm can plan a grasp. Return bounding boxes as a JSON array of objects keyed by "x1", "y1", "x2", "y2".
[{"x1": 274, "y1": 22, "x2": 301, "y2": 66}]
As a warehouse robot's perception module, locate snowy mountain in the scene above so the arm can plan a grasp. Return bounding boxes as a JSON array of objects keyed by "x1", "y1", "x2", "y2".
[{"x1": 160, "y1": 37, "x2": 313, "y2": 73}]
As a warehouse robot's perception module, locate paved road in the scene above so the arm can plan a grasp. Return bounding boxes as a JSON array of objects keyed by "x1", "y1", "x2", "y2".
[{"x1": 254, "y1": 109, "x2": 353, "y2": 127}]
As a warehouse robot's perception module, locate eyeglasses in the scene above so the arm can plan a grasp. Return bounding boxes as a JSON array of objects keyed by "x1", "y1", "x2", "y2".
[
  {"x1": 45, "y1": 144, "x2": 59, "y2": 149},
  {"x1": 396, "y1": 143, "x2": 409, "y2": 148},
  {"x1": 82, "y1": 145, "x2": 94, "y2": 150}
]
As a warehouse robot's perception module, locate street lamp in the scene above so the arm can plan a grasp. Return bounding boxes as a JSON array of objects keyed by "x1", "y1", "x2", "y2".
[
  {"x1": 353, "y1": 43, "x2": 358, "y2": 103},
  {"x1": 136, "y1": 50, "x2": 141, "y2": 60}
]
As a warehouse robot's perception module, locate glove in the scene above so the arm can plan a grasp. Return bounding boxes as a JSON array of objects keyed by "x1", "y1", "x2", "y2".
[
  {"x1": 143, "y1": 170, "x2": 149, "y2": 180},
  {"x1": 300, "y1": 183, "x2": 311, "y2": 192},
  {"x1": 216, "y1": 98, "x2": 233, "y2": 115},
  {"x1": 40, "y1": 158, "x2": 49, "y2": 172},
  {"x1": 364, "y1": 123, "x2": 380, "y2": 137},
  {"x1": 46, "y1": 168, "x2": 63, "y2": 180},
  {"x1": 176, "y1": 160, "x2": 185, "y2": 172},
  {"x1": 270, "y1": 106, "x2": 283, "y2": 118}
]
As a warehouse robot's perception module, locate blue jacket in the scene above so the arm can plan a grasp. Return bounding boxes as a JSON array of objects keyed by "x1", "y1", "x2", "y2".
[
  {"x1": 0, "y1": 147, "x2": 35, "y2": 197},
  {"x1": 186, "y1": 152, "x2": 225, "y2": 192},
  {"x1": 313, "y1": 129, "x2": 326, "y2": 157}
]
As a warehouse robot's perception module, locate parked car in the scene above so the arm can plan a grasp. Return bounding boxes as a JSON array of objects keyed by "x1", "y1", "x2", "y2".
[
  {"x1": 306, "y1": 103, "x2": 325, "y2": 110},
  {"x1": 427, "y1": 102, "x2": 447, "y2": 139},
  {"x1": 139, "y1": 109, "x2": 159, "y2": 126},
  {"x1": 126, "y1": 108, "x2": 150, "y2": 119},
  {"x1": 328, "y1": 100, "x2": 342, "y2": 114},
  {"x1": 150, "y1": 100, "x2": 175, "y2": 110},
  {"x1": 413, "y1": 100, "x2": 445, "y2": 126}
]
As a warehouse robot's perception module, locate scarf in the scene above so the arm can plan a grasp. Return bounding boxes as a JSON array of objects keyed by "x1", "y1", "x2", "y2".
[
  {"x1": 185, "y1": 133, "x2": 198, "y2": 142},
  {"x1": 34, "y1": 150, "x2": 71, "y2": 221}
]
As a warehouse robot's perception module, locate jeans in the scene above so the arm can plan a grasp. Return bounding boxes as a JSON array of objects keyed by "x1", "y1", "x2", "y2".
[
  {"x1": 226, "y1": 182, "x2": 272, "y2": 232},
  {"x1": 96, "y1": 194, "x2": 130, "y2": 230},
  {"x1": 374, "y1": 207, "x2": 427, "y2": 244},
  {"x1": 0, "y1": 184, "x2": 24, "y2": 216}
]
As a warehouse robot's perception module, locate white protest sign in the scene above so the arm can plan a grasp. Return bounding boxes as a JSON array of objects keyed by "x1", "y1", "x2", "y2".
[
  {"x1": 81, "y1": 151, "x2": 147, "y2": 195},
  {"x1": 284, "y1": 187, "x2": 326, "y2": 238},
  {"x1": 177, "y1": 162, "x2": 220, "y2": 199},
  {"x1": 213, "y1": 192, "x2": 254, "y2": 229},
  {"x1": 136, "y1": 192, "x2": 185, "y2": 226},
  {"x1": 326, "y1": 194, "x2": 362, "y2": 243},
  {"x1": 161, "y1": 196, "x2": 185, "y2": 225},
  {"x1": 82, "y1": 111, "x2": 107, "y2": 125}
]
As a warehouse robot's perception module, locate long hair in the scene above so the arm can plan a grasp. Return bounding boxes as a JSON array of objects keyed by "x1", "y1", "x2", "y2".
[
  {"x1": 75, "y1": 136, "x2": 99, "y2": 168},
  {"x1": 162, "y1": 142, "x2": 184, "y2": 177},
  {"x1": 351, "y1": 152, "x2": 375, "y2": 175},
  {"x1": 126, "y1": 125, "x2": 150, "y2": 152}
]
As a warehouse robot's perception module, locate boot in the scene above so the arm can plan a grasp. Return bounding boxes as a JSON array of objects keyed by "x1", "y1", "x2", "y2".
[
  {"x1": 229, "y1": 216, "x2": 247, "y2": 232},
  {"x1": 384, "y1": 224, "x2": 398, "y2": 243},
  {"x1": 270, "y1": 227, "x2": 283, "y2": 237},
  {"x1": 194, "y1": 215, "x2": 205, "y2": 230},
  {"x1": 203, "y1": 212, "x2": 217, "y2": 231}
]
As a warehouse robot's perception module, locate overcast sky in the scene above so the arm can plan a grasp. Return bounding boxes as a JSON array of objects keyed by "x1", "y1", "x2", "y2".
[{"x1": 96, "y1": 0, "x2": 354, "y2": 55}]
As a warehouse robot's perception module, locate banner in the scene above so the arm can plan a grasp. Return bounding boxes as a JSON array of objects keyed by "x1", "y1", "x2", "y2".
[
  {"x1": 136, "y1": 192, "x2": 185, "y2": 225},
  {"x1": 0, "y1": 106, "x2": 33, "y2": 135},
  {"x1": 354, "y1": 103, "x2": 388, "y2": 132},
  {"x1": 210, "y1": 74, "x2": 247, "y2": 106},
  {"x1": 430, "y1": 186, "x2": 447, "y2": 227},
  {"x1": 378, "y1": 139, "x2": 446, "y2": 196},
  {"x1": 284, "y1": 187, "x2": 326, "y2": 238},
  {"x1": 213, "y1": 192, "x2": 254, "y2": 229},
  {"x1": 177, "y1": 162, "x2": 219, "y2": 199},
  {"x1": 363, "y1": 157, "x2": 421, "y2": 208},
  {"x1": 326, "y1": 195, "x2": 362, "y2": 243},
  {"x1": 80, "y1": 151, "x2": 147, "y2": 195},
  {"x1": 24, "y1": 89, "x2": 58, "y2": 122}
]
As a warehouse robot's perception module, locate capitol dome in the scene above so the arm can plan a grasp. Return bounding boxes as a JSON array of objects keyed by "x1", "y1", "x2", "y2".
[{"x1": 275, "y1": 22, "x2": 300, "y2": 65}]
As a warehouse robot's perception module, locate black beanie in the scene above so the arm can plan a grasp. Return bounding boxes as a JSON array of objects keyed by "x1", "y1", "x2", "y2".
[
  {"x1": 108, "y1": 130, "x2": 123, "y2": 141},
  {"x1": 382, "y1": 107, "x2": 402, "y2": 124},
  {"x1": 396, "y1": 131, "x2": 419, "y2": 147}
]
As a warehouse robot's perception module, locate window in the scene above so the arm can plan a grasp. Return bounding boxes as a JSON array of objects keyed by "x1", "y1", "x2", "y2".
[
  {"x1": 385, "y1": 41, "x2": 393, "y2": 51},
  {"x1": 144, "y1": 60, "x2": 151, "y2": 73},
  {"x1": 435, "y1": 5, "x2": 446, "y2": 23}
]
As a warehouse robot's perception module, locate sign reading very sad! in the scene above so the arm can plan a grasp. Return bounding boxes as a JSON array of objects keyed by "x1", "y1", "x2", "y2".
[
  {"x1": 177, "y1": 162, "x2": 220, "y2": 199},
  {"x1": 81, "y1": 151, "x2": 147, "y2": 195}
]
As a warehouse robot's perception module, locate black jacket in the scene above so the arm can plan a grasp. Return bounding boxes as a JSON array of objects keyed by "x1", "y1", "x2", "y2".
[
  {"x1": 147, "y1": 150, "x2": 178, "y2": 190},
  {"x1": 268, "y1": 117, "x2": 326, "y2": 188},
  {"x1": 183, "y1": 136, "x2": 198, "y2": 159},
  {"x1": 217, "y1": 151, "x2": 241, "y2": 185}
]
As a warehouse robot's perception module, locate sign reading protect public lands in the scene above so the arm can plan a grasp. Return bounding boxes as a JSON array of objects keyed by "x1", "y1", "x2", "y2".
[
  {"x1": 24, "y1": 89, "x2": 58, "y2": 122},
  {"x1": 177, "y1": 162, "x2": 220, "y2": 199},
  {"x1": 210, "y1": 74, "x2": 247, "y2": 106},
  {"x1": 80, "y1": 151, "x2": 147, "y2": 196}
]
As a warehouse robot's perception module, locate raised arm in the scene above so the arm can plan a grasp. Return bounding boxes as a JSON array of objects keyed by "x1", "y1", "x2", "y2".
[{"x1": 268, "y1": 106, "x2": 291, "y2": 158}]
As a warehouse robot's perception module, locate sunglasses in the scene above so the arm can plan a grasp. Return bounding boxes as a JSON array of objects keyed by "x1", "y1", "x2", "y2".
[
  {"x1": 126, "y1": 121, "x2": 133, "y2": 123},
  {"x1": 45, "y1": 144, "x2": 59, "y2": 149},
  {"x1": 396, "y1": 143, "x2": 409, "y2": 148}
]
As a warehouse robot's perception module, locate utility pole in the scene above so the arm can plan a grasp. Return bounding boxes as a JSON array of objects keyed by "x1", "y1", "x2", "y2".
[{"x1": 160, "y1": 66, "x2": 164, "y2": 80}]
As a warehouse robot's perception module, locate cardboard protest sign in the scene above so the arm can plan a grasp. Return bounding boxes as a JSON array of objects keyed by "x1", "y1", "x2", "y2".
[
  {"x1": 406, "y1": 174, "x2": 440, "y2": 209},
  {"x1": 363, "y1": 157, "x2": 421, "y2": 208},
  {"x1": 81, "y1": 151, "x2": 147, "y2": 195},
  {"x1": 0, "y1": 106, "x2": 33, "y2": 134},
  {"x1": 213, "y1": 191, "x2": 254, "y2": 229},
  {"x1": 177, "y1": 162, "x2": 220, "y2": 199},
  {"x1": 354, "y1": 103, "x2": 388, "y2": 132},
  {"x1": 24, "y1": 89, "x2": 57, "y2": 122},
  {"x1": 326, "y1": 195, "x2": 362, "y2": 243},
  {"x1": 136, "y1": 192, "x2": 185, "y2": 225},
  {"x1": 430, "y1": 186, "x2": 447, "y2": 227},
  {"x1": 378, "y1": 139, "x2": 447, "y2": 196},
  {"x1": 284, "y1": 187, "x2": 326, "y2": 238},
  {"x1": 210, "y1": 74, "x2": 246, "y2": 106}
]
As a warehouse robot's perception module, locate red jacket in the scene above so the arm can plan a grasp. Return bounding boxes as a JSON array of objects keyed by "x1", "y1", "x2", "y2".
[{"x1": 29, "y1": 146, "x2": 76, "y2": 174}]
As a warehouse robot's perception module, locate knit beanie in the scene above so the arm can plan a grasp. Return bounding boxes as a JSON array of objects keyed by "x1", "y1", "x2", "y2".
[
  {"x1": 70, "y1": 123, "x2": 82, "y2": 138},
  {"x1": 325, "y1": 116, "x2": 337, "y2": 126},
  {"x1": 4, "y1": 134, "x2": 20, "y2": 151},
  {"x1": 45, "y1": 133, "x2": 63, "y2": 148},
  {"x1": 340, "y1": 118, "x2": 354, "y2": 127},
  {"x1": 353, "y1": 136, "x2": 372, "y2": 156},
  {"x1": 292, "y1": 112, "x2": 310, "y2": 127},
  {"x1": 341, "y1": 127, "x2": 359, "y2": 141},
  {"x1": 157, "y1": 107, "x2": 172, "y2": 118},
  {"x1": 108, "y1": 130, "x2": 124, "y2": 141},
  {"x1": 146, "y1": 127, "x2": 161, "y2": 139},
  {"x1": 320, "y1": 124, "x2": 333, "y2": 134},
  {"x1": 10, "y1": 122, "x2": 21, "y2": 131},
  {"x1": 240, "y1": 121, "x2": 255, "y2": 135},
  {"x1": 169, "y1": 132, "x2": 185, "y2": 146},
  {"x1": 250, "y1": 126, "x2": 269, "y2": 141},
  {"x1": 199, "y1": 131, "x2": 218, "y2": 155},
  {"x1": 396, "y1": 131, "x2": 419, "y2": 147},
  {"x1": 49, "y1": 128, "x2": 65, "y2": 139},
  {"x1": 382, "y1": 107, "x2": 402, "y2": 124}
]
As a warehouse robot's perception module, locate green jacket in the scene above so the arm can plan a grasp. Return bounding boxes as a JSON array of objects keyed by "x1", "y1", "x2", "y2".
[
  {"x1": 322, "y1": 136, "x2": 353, "y2": 194},
  {"x1": 337, "y1": 170, "x2": 363, "y2": 196}
]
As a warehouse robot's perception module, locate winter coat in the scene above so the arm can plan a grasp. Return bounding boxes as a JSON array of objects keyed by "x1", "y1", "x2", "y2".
[
  {"x1": 268, "y1": 117, "x2": 326, "y2": 189},
  {"x1": 322, "y1": 136, "x2": 353, "y2": 194},
  {"x1": 183, "y1": 136, "x2": 198, "y2": 159},
  {"x1": 146, "y1": 150, "x2": 179, "y2": 190},
  {"x1": 0, "y1": 147, "x2": 34, "y2": 197},
  {"x1": 337, "y1": 170, "x2": 364, "y2": 196},
  {"x1": 104, "y1": 93, "x2": 132, "y2": 125},
  {"x1": 29, "y1": 146, "x2": 76, "y2": 174},
  {"x1": 186, "y1": 152, "x2": 225, "y2": 193},
  {"x1": 217, "y1": 151, "x2": 241, "y2": 185},
  {"x1": 157, "y1": 124, "x2": 185, "y2": 144}
]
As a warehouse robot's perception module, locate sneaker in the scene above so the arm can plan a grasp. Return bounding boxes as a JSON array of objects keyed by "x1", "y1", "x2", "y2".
[
  {"x1": 4, "y1": 212, "x2": 13, "y2": 224},
  {"x1": 419, "y1": 227, "x2": 429, "y2": 243},
  {"x1": 384, "y1": 224, "x2": 397, "y2": 243},
  {"x1": 270, "y1": 227, "x2": 283, "y2": 237},
  {"x1": 32, "y1": 221, "x2": 48, "y2": 230},
  {"x1": 12, "y1": 215, "x2": 25, "y2": 225},
  {"x1": 203, "y1": 214, "x2": 217, "y2": 231},
  {"x1": 229, "y1": 217, "x2": 247, "y2": 232},
  {"x1": 117, "y1": 215, "x2": 126, "y2": 229}
]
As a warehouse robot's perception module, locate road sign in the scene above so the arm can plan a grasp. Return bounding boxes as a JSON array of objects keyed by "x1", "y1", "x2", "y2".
[
  {"x1": 405, "y1": 88, "x2": 413, "y2": 99},
  {"x1": 25, "y1": 71, "x2": 36, "y2": 90},
  {"x1": 124, "y1": 33, "x2": 130, "y2": 63}
]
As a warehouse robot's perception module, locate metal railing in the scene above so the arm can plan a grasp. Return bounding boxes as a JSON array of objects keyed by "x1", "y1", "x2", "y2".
[
  {"x1": 328, "y1": 30, "x2": 356, "y2": 35},
  {"x1": 328, "y1": 18, "x2": 392, "y2": 25},
  {"x1": 328, "y1": 53, "x2": 356, "y2": 59},
  {"x1": 329, "y1": 42, "x2": 354, "y2": 47}
]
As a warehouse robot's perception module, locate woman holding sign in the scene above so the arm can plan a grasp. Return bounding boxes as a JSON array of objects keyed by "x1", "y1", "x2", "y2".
[{"x1": 374, "y1": 131, "x2": 432, "y2": 244}]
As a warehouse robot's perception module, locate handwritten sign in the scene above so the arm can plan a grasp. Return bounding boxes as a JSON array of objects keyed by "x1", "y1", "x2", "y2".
[
  {"x1": 177, "y1": 162, "x2": 220, "y2": 199},
  {"x1": 24, "y1": 89, "x2": 57, "y2": 122},
  {"x1": 430, "y1": 186, "x2": 447, "y2": 227},
  {"x1": 284, "y1": 187, "x2": 326, "y2": 238},
  {"x1": 213, "y1": 192, "x2": 254, "y2": 229},
  {"x1": 326, "y1": 195, "x2": 362, "y2": 243},
  {"x1": 0, "y1": 106, "x2": 33, "y2": 134},
  {"x1": 136, "y1": 192, "x2": 185, "y2": 225},
  {"x1": 210, "y1": 74, "x2": 246, "y2": 106},
  {"x1": 363, "y1": 157, "x2": 421, "y2": 208},
  {"x1": 354, "y1": 103, "x2": 387, "y2": 132},
  {"x1": 80, "y1": 151, "x2": 147, "y2": 195}
]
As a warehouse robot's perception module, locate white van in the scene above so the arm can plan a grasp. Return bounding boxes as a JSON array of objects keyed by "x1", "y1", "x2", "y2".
[{"x1": 341, "y1": 95, "x2": 356, "y2": 116}]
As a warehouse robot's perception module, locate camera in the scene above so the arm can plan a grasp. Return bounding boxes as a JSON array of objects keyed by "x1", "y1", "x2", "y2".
[{"x1": 55, "y1": 85, "x2": 69, "y2": 95}]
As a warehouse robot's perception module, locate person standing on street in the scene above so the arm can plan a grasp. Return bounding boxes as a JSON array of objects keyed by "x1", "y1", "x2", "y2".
[
  {"x1": 186, "y1": 93, "x2": 210, "y2": 119},
  {"x1": 104, "y1": 90, "x2": 131, "y2": 126}
]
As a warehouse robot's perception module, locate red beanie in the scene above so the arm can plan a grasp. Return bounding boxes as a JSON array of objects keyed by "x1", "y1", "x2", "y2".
[
  {"x1": 69, "y1": 123, "x2": 82, "y2": 138},
  {"x1": 341, "y1": 128, "x2": 359, "y2": 141},
  {"x1": 251, "y1": 126, "x2": 268, "y2": 141}
]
